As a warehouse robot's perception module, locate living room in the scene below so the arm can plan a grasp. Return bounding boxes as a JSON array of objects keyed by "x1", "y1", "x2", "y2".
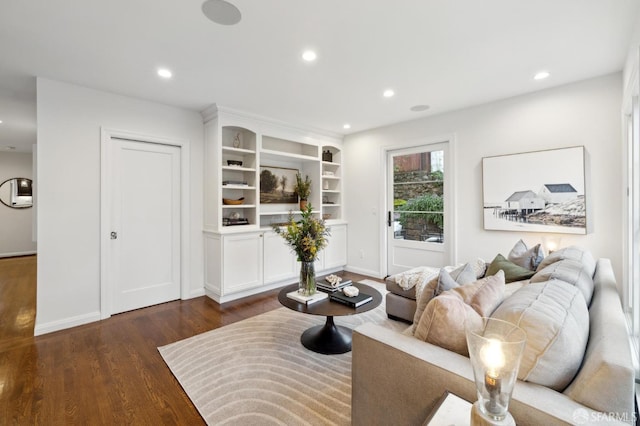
[{"x1": 1, "y1": 1, "x2": 639, "y2": 424}]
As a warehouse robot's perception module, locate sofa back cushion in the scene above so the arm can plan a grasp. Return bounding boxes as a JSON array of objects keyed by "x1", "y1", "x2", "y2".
[
  {"x1": 531, "y1": 258, "x2": 594, "y2": 305},
  {"x1": 413, "y1": 271, "x2": 505, "y2": 356},
  {"x1": 491, "y1": 279, "x2": 589, "y2": 392},
  {"x1": 536, "y1": 245, "x2": 596, "y2": 277}
]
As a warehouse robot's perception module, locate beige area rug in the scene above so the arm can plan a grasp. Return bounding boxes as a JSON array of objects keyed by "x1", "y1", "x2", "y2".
[{"x1": 158, "y1": 280, "x2": 408, "y2": 425}]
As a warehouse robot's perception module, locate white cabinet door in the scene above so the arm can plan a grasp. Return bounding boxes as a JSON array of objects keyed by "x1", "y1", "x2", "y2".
[
  {"x1": 263, "y1": 231, "x2": 297, "y2": 284},
  {"x1": 323, "y1": 224, "x2": 347, "y2": 270},
  {"x1": 223, "y1": 233, "x2": 263, "y2": 294}
]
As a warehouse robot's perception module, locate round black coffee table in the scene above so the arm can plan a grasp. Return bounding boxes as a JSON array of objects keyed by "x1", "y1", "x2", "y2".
[{"x1": 278, "y1": 281, "x2": 382, "y2": 355}]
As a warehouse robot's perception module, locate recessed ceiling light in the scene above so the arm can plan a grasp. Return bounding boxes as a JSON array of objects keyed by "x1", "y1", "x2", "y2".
[
  {"x1": 157, "y1": 68, "x2": 173, "y2": 79},
  {"x1": 0, "y1": 120, "x2": 3, "y2": 124},
  {"x1": 343, "y1": 124, "x2": 351, "y2": 129},
  {"x1": 410, "y1": 105, "x2": 430, "y2": 112},
  {"x1": 202, "y1": 0, "x2": 242, "y2": 25},
  {"x1": 534, "y1": 71, "x2": 550, "y2": 81},
  {"x1": 383, "y1": 89, "x2": 395, "y2": 98},
  {"x1": 302, "y1": 50, "x2": 317, "y2": 62}
]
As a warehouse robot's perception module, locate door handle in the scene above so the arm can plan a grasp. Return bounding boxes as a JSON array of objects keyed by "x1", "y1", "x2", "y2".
[
  {"x1": 111, "y1": 231, "x2": 118, "y2": 240},
  {"x1": 387, "y1": 211, "x2": 392, "y2": 227}
]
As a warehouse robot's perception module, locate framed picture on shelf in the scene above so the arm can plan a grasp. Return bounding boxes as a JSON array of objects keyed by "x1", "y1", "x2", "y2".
[
  {"x1": 260, "y1": 166, "x2": 299, "y2": 204},
  {"x1": 482, "y1": 146, "x2": 589, "y2": 234}
]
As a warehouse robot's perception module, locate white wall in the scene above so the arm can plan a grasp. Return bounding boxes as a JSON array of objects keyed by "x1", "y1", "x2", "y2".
[
  {"x1": 344, "y1": 73, "x2": 623, "y2": 281},
  {"x1": 36, "y1": 78, "x2": 204, "y2": 334},
  {"x1": 0, "y1": 151, "x2": 36, "y2": 256}
]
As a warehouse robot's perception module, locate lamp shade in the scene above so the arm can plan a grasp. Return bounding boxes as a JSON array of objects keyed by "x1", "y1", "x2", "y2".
[{"x1": 466, "y1": 318, "x2": 526, "y2": 422}]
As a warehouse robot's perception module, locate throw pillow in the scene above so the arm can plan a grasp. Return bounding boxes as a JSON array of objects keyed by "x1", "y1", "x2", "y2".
[
  {"x1": 508, "y1": 239, "x2": 545, "y2": 270},
  {"x1": 413, "y1": 271, "x2": 505, "y2": 355},
  {"x1": 486, "y1": 254, "x2": 536, "y2": 283},
  {"x1": 411, "y1": 263, "x2": 477, "y2": 334},
  {"x1": 469, "y1": 257, "x2": 488, "y2": 279},
  {"x1": 491, "y1": 279, "x2": 589, "y2": 391}
]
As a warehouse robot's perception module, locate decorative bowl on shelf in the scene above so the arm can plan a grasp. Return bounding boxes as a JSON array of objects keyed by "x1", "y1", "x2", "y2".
[
  {"x1": 223, "y1": 197, "x2": 245, "y2": 205},
  {"x1": 227, "y1": 160, "x2": 243, "y2": 167},
  {"x1": 322, "y1": 213, "x2": 332, "y2": 220}
]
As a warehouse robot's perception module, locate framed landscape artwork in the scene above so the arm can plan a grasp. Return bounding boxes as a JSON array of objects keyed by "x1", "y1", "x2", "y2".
[
  {"x1": 482, "y1": 146, "x2": 589, "y2": 234},
  {"x1": 260, "y1": 166, "x2": 298, "y2": 204}
]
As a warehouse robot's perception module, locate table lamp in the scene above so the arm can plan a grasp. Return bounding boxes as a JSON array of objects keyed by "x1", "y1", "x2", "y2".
[{"x1": 466, "y1": 318, "x2": 526, "y2": 426}]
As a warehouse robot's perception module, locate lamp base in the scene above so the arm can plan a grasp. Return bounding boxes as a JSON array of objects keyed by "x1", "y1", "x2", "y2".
[{"x1": 470, "y1": 402, "x2": 515, "y2": 426}]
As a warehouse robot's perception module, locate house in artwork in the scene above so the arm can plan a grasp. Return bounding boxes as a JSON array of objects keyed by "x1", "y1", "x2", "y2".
[
  {"x1": 538, "y1": 183, "x2": 578, "y2": 204},
  {"x1": 504, "y1": 190, "x2": 545, "y2": 213}
]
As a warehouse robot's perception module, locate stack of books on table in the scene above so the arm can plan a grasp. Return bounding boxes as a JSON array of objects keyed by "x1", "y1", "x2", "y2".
[
  {"x1": 329, "y1": 290, "x2": 373, "y2": 308},
  {"x1": 316, "y1": 278, "x2": 352, "y2": 293},
  {"x1": 286, "y1": 290, "x2": 328, "y2": 305}
]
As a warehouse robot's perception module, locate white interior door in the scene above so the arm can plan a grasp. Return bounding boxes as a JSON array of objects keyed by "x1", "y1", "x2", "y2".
[
  {"x1": 387, "y1": 142, "x2": 451, "y2": 276},
  {"x1": 108, "y1": 138, "x2": 181, "y2": 314}
]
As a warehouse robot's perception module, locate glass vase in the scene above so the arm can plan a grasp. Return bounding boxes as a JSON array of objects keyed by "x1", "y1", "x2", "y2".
[{"x1": 299, "y1": 260, "x2": 316, "y2": 296}]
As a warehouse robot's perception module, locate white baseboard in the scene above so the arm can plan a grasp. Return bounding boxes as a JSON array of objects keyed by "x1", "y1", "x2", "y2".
[
  {"x1": 0, "y1": 250, "x2": 37, "y2": 258},
  {"x1": 34, "y1": 311, "x2": 101, "y2": 336},
  {"x1": 344, "y1": 265, "x2": 382, "y2": 279},
  {"x1": 186, "y1": 287, "x2": 206, "y2": 299}
]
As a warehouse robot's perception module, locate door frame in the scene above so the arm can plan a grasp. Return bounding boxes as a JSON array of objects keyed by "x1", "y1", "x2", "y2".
[
  {"x1": 379, "y1": 134, "x2": 457, "y2": 277},
  {"x1": 100, "y1": 127, "x2": 191, "y2": 319}
]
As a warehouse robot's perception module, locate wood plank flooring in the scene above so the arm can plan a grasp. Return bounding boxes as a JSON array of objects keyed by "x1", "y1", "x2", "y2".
[{"x1": 0, "y1": 256, "x2": 378, "y2": 424}]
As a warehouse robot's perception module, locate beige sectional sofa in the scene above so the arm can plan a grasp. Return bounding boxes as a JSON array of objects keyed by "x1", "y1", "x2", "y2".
[{"x1": 352, "y1": 247, "x2": 635, "y2": 425}]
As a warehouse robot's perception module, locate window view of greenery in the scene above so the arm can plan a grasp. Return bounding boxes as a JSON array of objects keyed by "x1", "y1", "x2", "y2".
[{"x1": 393, "y1": 151, "x2": 444, "y2": 243}]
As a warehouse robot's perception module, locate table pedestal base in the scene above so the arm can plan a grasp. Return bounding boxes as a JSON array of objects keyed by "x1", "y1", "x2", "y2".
[{"x1": 301, "y1": 316, "x2": 352, "y2": 354}]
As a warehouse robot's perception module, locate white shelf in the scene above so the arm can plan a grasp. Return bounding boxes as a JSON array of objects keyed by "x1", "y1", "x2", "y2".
[
  {"x1": 260, "y1": 210, "x2": 321, "y2": 216},
  {"x1": 222, "y1": 204, "x2": 256, "y2": 209},
  {"x1": 323, "y1": 204, "x2": 341, "y2": 207},
  {"x1": 322, "y1": 190, "x2": 340, "y2": 193},
  {"x1": 222, "y1": 146, "x2": 256, "y2": 154},
  {"x1": 261, "y1": 149, "x2": 319, "y2": 163},
  {"x1": 222, "y1": 185, "x2": 256, "y2": 190},
  {"x1": 322, "y1": 175, "x2": 340, "y2": 180},
  {"x1": 322, "y1": 161, "x2": 341, "y2": 167},
  {"x1": 223, "y1": 166, "x2": 256, "y2": 172}
]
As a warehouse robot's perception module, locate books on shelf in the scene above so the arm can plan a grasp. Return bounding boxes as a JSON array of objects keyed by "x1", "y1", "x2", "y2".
[
  {"x1": 222, "y1": 218, "x2": 250, "y2": 226},
  {"x1": 329, "y1": 289, "x2": 373, "y2": 308},
  {"x1": 223, "y1": 180, "x2": 249, "y2": 186},
  {"x1": 316, "y1": 278, "x2": 352, "y2": 293},
  {"x1": 286, "y1": 290, "x2": 328, "y2": 305}
]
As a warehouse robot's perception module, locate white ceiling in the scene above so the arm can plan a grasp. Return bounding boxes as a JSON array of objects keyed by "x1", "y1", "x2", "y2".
[{"x1": 0, "y1": 0, "x2": 638, "y2": 152}]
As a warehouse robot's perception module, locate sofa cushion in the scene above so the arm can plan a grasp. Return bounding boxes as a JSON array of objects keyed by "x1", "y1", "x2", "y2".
[
  {"x1": 536, "y1": 245, "x2": 596, "y2": 277},
  {"x1": 486, "y1": 254, "x2": 536, "y2": 283},
  {"x1": 410, "y1": 264, "x2": 477, "y2": 334},
  {"x1": 563, "y1": 259, "x2": 635, "y2": 415},
  {"x1": 508, "y1": 239, "x2": 545, "y2": 270},
  {"x1": 386, "y1": 278, "x2": 417, "y2": 300},
  {"x1": 491, "y1": 279, "x2": 589, "y2": 392},
  {"x1": 531, "y1": 259, "x2": 594, "y2": 305},
  {"x1": 413, "y1": 271, "x2": 505, "y2": 355}
]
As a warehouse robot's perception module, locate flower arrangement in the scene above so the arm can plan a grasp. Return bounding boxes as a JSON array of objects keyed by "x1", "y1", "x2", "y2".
[
  {"x1": 294, "y1": 173, "x2": 312, "y2": 201},
  {"x1": 273, "y1": 203, "x2": 330, "y2": 262}
]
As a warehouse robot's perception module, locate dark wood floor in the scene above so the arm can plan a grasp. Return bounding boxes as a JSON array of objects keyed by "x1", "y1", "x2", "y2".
[{"x1": 0, "y1": 256, "x2": 377, "y2": 424}]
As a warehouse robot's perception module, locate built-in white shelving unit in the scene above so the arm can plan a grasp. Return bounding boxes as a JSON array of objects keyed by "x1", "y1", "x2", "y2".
[{"x1": 202, "y1": 105, "x2": 347, "y2": 303}]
